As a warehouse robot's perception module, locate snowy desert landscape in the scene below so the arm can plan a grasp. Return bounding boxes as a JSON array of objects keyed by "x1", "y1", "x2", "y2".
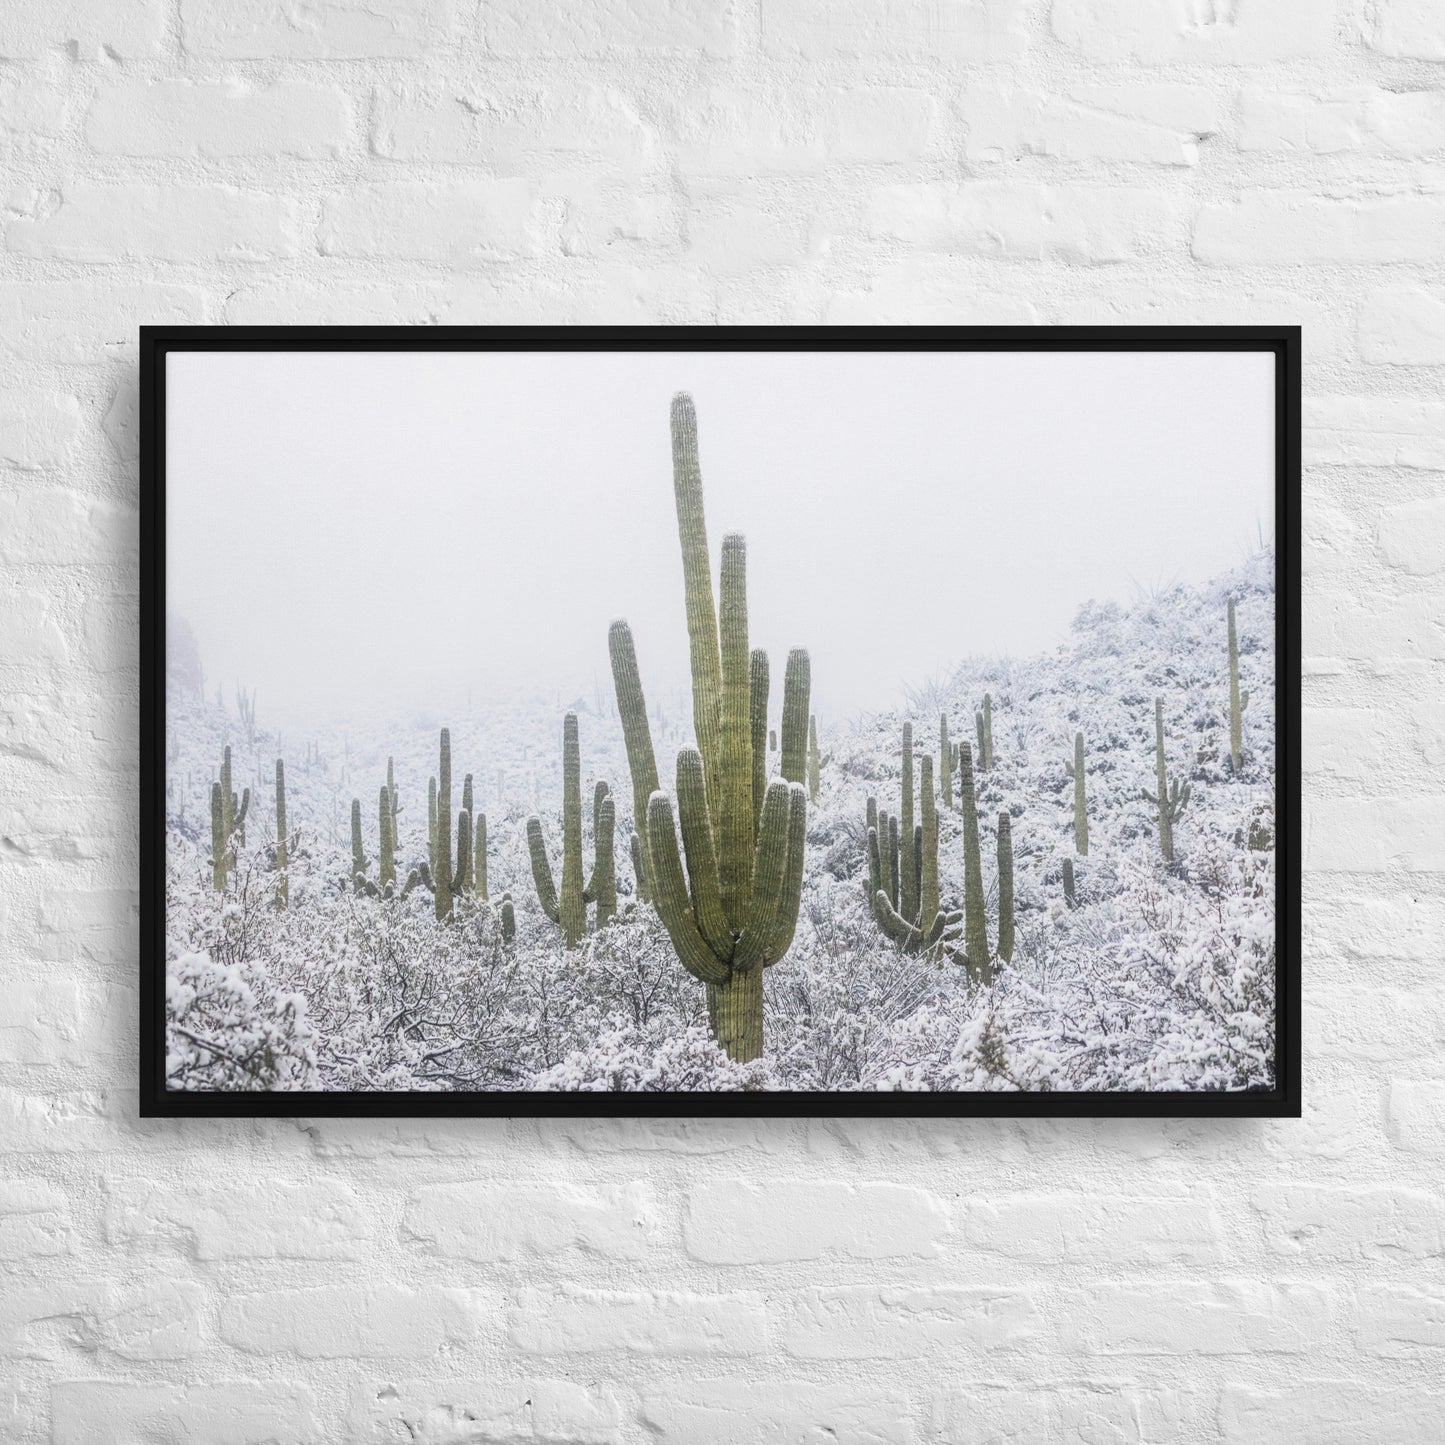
[{"x1": 162, "y1": 352, "x2": 1277, "y2": 1094}]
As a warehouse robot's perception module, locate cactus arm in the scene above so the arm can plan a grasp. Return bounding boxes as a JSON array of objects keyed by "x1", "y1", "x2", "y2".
[
  {"x1": 674, "y1": 748, "x2": 732, "y2": 960},
  {"x1": 778, "y1": 648, "x2": 811, "y2": 786},
  {"x1": 718, "y1": 533, "x2": 755, "y2": 934},
  {"x1": 749, "y1": 648, "x2": 769, "y2": 831},
  {"x1": 886, "y1": 813, "x2": 900, "y2": 910},
  {"x1": 866, "y1": 823, "x2": 883, "y2": 912},
  {"x1": 609, "y1": 620, "x2": 660, "y2": 902},
  {"x1": 874, "y1": 890, "x2": 924, "y2": 948},
  {"x1": 926, "y1": 909, "x2": 964, "y2": 949},
  {"x1": 474, "y1": 813, "x2": 488, "y2": 901},
  {"x1": 629, "y1": 830, "x2": 646, "y2": 900},
  {"x1": 646, "y1": 791, "x2": 729, "y2": 985},
  {"x1": 526, "y1": 816, "x2": 561, "y2": 924},
  {"x1": 760, "y1": 784, "x2": 807, "y2": 963},
  {"x1": 733, "y1": 778, "x2": 791, "y2": 972},
  {"x1": 670, "y1": 392, "x2": 724, "y2": 822}
]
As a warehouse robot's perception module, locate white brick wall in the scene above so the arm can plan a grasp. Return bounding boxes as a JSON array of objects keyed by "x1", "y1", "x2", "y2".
[{"x1": 0, "y1": 0, "x2": 1438, "y2": 1439}]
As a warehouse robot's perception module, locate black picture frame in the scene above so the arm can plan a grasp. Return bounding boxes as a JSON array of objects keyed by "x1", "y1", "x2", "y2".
[{"x1": 140, "y1": 324, "x2": 1301, "y2": 1119}]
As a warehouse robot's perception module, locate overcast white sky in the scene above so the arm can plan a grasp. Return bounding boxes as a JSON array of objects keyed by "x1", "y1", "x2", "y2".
[{"x1": 167, "y1": 347, "x2": 1275, "y2": 726}]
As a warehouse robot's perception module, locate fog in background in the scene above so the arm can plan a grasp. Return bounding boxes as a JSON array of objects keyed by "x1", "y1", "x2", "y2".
[{"x1": 167, "y1": 348, "x2": 1274, "y2": 729}]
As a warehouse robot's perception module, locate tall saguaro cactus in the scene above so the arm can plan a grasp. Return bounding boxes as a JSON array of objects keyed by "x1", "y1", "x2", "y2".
[
  {"x1": 1143, "y1": 696, "x2": 1190, "y2": 862},
  {"x1": 527, "y1": 712, "x2": 615, "y2": 947},
  {"x1": 997, "y1": 812, "x2": 1015, "y2": 963},
  {"x1": 610, "y1": 394, "x2": 811, "y2": 1063},
  {"x1": 350, "y1": 798, "x2": 367, "y2": 893},
  {"x1": 1228, "y1": 596, "x2": 1249, "y2": 772},
  {"x1": 209, "y1": 745, "x2": 250, "y2": 890},
  {"x1": 434, "y1": 728, "x2": 453, "y2": 920},
  {"x1": 474, "y1": 812, "x2": 489, "y2": 900},
  {"x1": 898, "y1": 722, "x2": 918, "y2": 927},
  {"x1": 379, "y1": 784, "x2": 396, "y2": 891},
  {"x1": 274, "y1": 759, "x2": 288, "y2": 909},
  {"x1": 1065, "y1": 730, "x2": 1089, "y2": 855},
  {"x1": 958, "y1": 740, "x2": 991, "y2": 984}
]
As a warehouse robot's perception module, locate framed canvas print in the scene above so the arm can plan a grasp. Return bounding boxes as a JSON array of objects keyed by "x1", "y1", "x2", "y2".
[{"x1": 140, "y1": 326, "x2": 1300, "y2": 1116}]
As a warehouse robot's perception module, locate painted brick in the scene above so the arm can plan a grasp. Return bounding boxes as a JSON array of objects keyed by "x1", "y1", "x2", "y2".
[
  {"x1": 761, "y1": 0, "x2": 1028, "y2": 61},
  {"x1": 86, "y1": 80, "x2": 352, "y2": 159},
  {"x1": 220, "y1": 1285, "x2": 486, "y2": 1357},
  {"x1": 961, "y1": 82, "x2": 1219, "y2": 166},
  {"x1": 1053, "y1": 0, "x2": 1331, "y2": 64},
  {"x1": 509, "y1": 1287, "x2": 767, "y2": 1355},
  {"x1": 1378, "y1": 497, "x2": 1445, "y2": 574},
  {"x1": 1365, "y1": 1, "x2": 1445, "y2": 60},
  {"x1": 783, "y1": 1285, "x2": 1041, "y2": 1358},
  {"x1": 930, "y1": 1384, "x2": 1195, "y2": 1442},
  {"x1": 1240, "y1": 86, "x2": 1445, "y2": 155},
  {"x1": 866, "y1": 182, "x2": 1184, "y2": 263},
  {"x1": 1354, "y1": 1284, "x2": 1445, "y2": 1354},
  {"x1": 104, "y1": 1176, "x2": 380, "y2": 1259},
  {"x1": 961, "y1": 1192, "x2": 1225, "y2": 1264},
  {"x1": 0, "y1": 392, "x2": 81, "y2": 470},
  {"x1": 1306, "y1": 396, "x2": 1445, "y2": 470},
  {"x1": 0, "y1": 1177, "x2": 73, "y2": 1258},
  {"x1": 1220, "y1": 1383, "x2": 1445, "y2": 1444},
  {"x1": 346, "y1": 1379, "x2": 623, "y2": 1443},
  {"x1": 6, "y1": 184, "x2": 306, "y2": 263},
  {"x1": 1, "y1": 1279, "x2": 205, "y2": 1360},
  {"x1": 50, "y1": 1382, "x2": 322, "y2": 1445},
  {"x1": 0, "y1": 0, "x2": 163, "y2": 59},
  {"x1": 482, "y1": 0, "x2": 737, "y2": 58},
  {"x1": 685, "y1": 1180, "x2": 949, "y2": 1262},
  {"x1": 1360, "y1": 287, "x2": 1445, "y2": 365},
  {"x1": 403, "y1": 1180, "x2": 659, "y2": 1260},
  {"x1": 181, "y1": 0, "x2": 453, "y2": 58},
  {"x1": 0, "y1": 490, "x2": 137, "y2": 566},
  {"x1": 1059, "y1": 1281, "x2": 1333, "y2": 1355},
  {"x1": 1195, "y1": 192, "x2": 1445, "y2": 265},
  {"x1": 1389, "y1": 1079, "x2": 1445, "y2": 1152},
  {"x1": 371, "y1": 83, "x2": 657, "y2": 174},
  {"x1": 640, "y1": 1380, "x2": 913, "y2": 1444},
  {"x1": 1251, "y1": 1184, "x2": 1445, "y2": 1260},
  {"x1": 0, "y1": 78, "x2": 68, "y2": 139},
  {"x1": 319, "y1": 181, "x2": 536, "y2": 263}
]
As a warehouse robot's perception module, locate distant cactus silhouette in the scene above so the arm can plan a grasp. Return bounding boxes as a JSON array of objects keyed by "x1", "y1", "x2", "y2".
[
  {"x1": 1143, "y1": 697, "x2": 1190, "y2": 862},
  {"x1": 1228, "y1": 596, "x2": 1249, "y2": 772},
  {"x1": 1064, "y1": 730, "x2": 1088, "y2": 855},
  {"x1": 997, "y1": 813, "x2": 1015, "y2": 963}
]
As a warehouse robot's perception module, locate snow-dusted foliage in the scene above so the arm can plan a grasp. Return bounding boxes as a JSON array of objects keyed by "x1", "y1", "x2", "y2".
[{"x1": 164, "y1": 551, "x2": 1275, "y2": 1092}]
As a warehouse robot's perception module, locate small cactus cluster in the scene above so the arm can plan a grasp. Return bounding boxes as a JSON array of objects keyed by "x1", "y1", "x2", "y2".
[
  {"x1": 527, "y1": 712, "x2": 616, "y2": 949},
  {"x1": 866, "y1": 722, "x2": 961, "y2": 955},
  {"x1": 1143, "y1": 696, "x2": 1190, "y2": 862},
  {"x1": 209, "y1": 744, "x2": 250, "y2": 891}
]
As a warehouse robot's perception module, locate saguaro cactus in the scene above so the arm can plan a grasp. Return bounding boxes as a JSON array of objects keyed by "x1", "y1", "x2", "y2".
[
  {"x1": 997, "y1": 812, "x2": 1015, "y2": 964},
  {"x1": 981, "y1": 694, "x2": 994, "y2": 770},
  {"x1": 527, "y1": 713, "x2": 615, "y2": 947},
  {"x1": 751, "y1": 651, "x2": 769, "y2": 829},
  {"x1": 610, "y1": 395, "x2": 811, "y2": 1062},
  {"x1": 1228, "y1": 596, "x2": 1249, "y2": 772},
  {"x1": 1062, "y1": 856, "x2": 1076, "y2": 908},
  {"x1": 434, "y1": 729, "x2": 453, "y2": 920},
  {"x1": 274, "y1": 759, "x2": 288, "y2": 909},
  {"x1": 807, "y1": 715, "x2": 821, "y2": 803},
  {"x1": 210, "y1": 745, "x2": 250, "y2": 890},
  {"x1": 379, "y1": 785, "x2": 396, "y2": 891},
  {"x1": 499, "y1": 892, "x2": 516, "y2": 942},
  {"x1": 939, "y1": 714, "x2": 953, "y2": 810},
  {"x1": 1143, "y1": 696, "x2": 1190, "y2": 862},
  {"x1": 427, "y1": 776, "x2": 438, "y2": 878},
  {"x1": 350, "y1": 798, "x2": 367, "y2": 893},
  {"x1": 1065, "y1": 730, "x2": 1089, "y2": 855},
  {"x1": 387, "y1": 757, "x2": 400, "y2": 856},
  {"x1": 461, "y1": 774, "x2": 475, "y2": 892},
  {"x1": 769, "y1": 728, "x2": 777, "y2": 751},
  {"x1": 898, "y1": 722, "x2": 918, "y2": 926},
  {"x1": 958, "y1": 740, "x2": 991, "y2": 984}
]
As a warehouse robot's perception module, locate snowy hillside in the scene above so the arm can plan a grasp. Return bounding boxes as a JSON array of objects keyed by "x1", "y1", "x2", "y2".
[{"x1": 164, "y1": 548, "x2": 1276, "y2": 1093}]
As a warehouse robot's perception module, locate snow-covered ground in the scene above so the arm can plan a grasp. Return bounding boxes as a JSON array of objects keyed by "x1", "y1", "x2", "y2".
[{"x1": 164, "y1": 548, "x2": 1276, "y2": 1093}]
